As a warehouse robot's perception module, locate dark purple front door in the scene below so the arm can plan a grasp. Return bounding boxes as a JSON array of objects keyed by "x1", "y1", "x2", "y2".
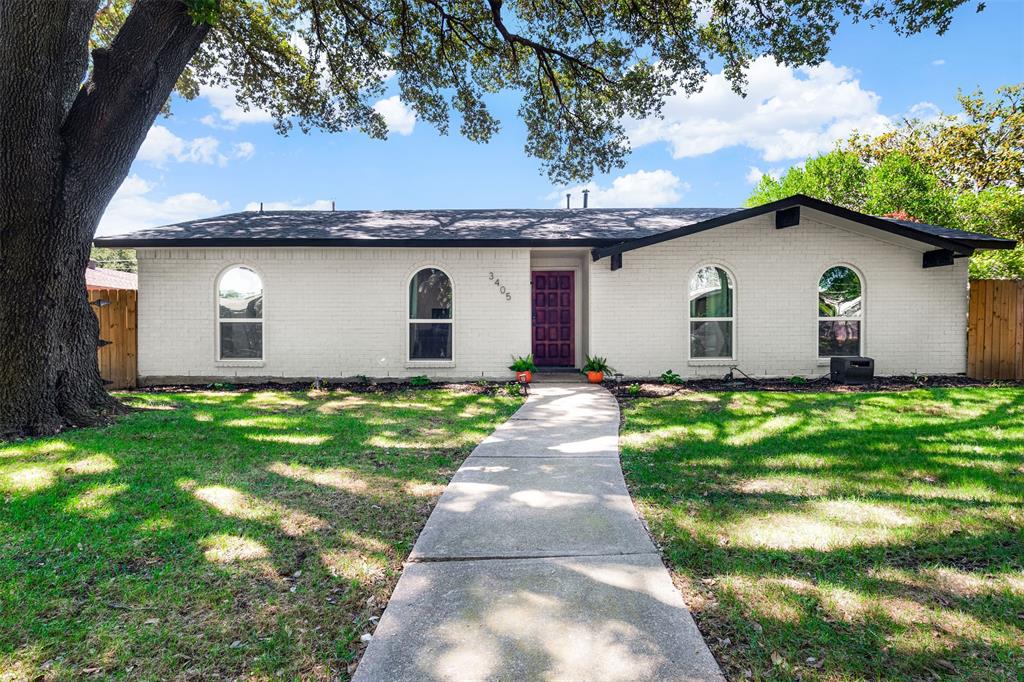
[{"x1": 532, "y1": 271, "x2": 575, "y2": 367}]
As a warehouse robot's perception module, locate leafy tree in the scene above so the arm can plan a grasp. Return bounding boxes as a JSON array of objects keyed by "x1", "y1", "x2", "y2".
[
  {"x1": 748, "y1": 151, "x2": 867, "y2": 206},
  {"x1": 0, "y1": 0, "x2": 975, "y2": 435},
  {"x1": 847, "y1": 84, "x2": 1024, "y2": 193},
  {"x1": 90, "y1": 247, "x2": 138, "y2": 273},
  {"x1": 748, "y1": 84, "x2": 1023, "y2": 279}
]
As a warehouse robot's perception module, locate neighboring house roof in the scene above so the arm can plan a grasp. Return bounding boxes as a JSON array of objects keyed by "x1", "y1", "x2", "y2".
[
  {"x1": 94, "y1": 194, "x2": 1016, "y2": 257},
  {"x1": 86, "y1": 264, "x2": 138, "y2": 290}
]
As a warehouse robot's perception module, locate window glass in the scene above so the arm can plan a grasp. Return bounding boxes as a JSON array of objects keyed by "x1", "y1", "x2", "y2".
[
  {"x1": 219, "y1": 267, "x2": 263, "y2": 319},
  {"x1": 409, "y1": 323, "x2": 452, "y2": 360},
  {"x1": 409, "y1": 268, "x2": 452, "y2": 320},
  {"x1": 689, "y1": 266, "x2": 732, "y2": 318},
  {"x1": 691, "y1": 320, "x2": 733, "y2": 359},
  {"x1": 689, "y1": 266, "x2": 733, "y2": 358},
  {"x1": 409, "y1": 269, "x2": 453, "y2": 360},
  {"x1": 818, "y1": 266, "x2": 861, "y2": 318},
  {"x1": 219, "y1": 267, "x2": 263, "y2": 360},
  {"x1": 220, "y1": 322, "x2": 263, "y2": 359},
  {"x1": 819, "y1": 266, "x2": 862, "y2": 357},
  {"x1": 819, "y1": 321, "x2": 861, "y2": 357}
]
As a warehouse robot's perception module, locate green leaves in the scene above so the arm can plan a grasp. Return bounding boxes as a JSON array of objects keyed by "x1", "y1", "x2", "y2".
[
  {"x1": 185, "y1": 0, "x2": 221, "y2": 26},
  {"x1": 89, "y1": 0, "x2": 974, "y2": 182}
]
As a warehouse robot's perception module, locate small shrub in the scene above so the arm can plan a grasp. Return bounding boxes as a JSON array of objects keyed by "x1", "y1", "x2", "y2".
[
  {"x1": 475, "y1": 378, "x2": 490, "y2": 387},
  {"x1": 627, "y1": 383, "x2": 642, "y2": 396},
  {"x1": 504, "y1": 382, "x2": 524, "y2": 396},
  {"x1": 508, "y1": 354, "x2": 537, "y2": 372},
  {"x1": 582, "y1": 355, "x2": 613, "y2": 373},
  {"x1": 409, "y1": 375, "x2": 431, "y2": 387},
  {"x1": 788, "y1": 375, "x2": 808, "y2": 385},
  {"x1": 660, "y1": 370, "x2": 683, "y2": 385}
]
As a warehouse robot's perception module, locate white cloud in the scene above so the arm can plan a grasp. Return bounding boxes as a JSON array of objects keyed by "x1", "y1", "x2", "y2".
[
  {"x1": 547, "y1": 169, "x2": 688, "y2": 208},
  {"x1": 231, "y1": 141, "x2": 256, "y2": 161},
  {"x1": 905, "y1": 101, "x2": 943, "y2": 123},
  {"x1": 137, "y1": 125, "x2": 255, "y2": 167},
  {"x1": 931, "y1": 59, "x2": 946, "y2": 66},
  {"x1": 372, "y1": 95, "x2": 416, "y2": 136},
  {"x1": 200, "y1": 82, "x2": 275, "y2": 128},
  {"x1": 745, "y1": 166, "x2": 786, "y2": 184},
  {"x1": 97, "y1": 175, "x2": 229, "y2": 236},
  {"x1": 242, "y1": 199, "x2": 334, "y2": 211},
  {"x1": 627, "y1": 57, "x2": 905, "y2": 162}
]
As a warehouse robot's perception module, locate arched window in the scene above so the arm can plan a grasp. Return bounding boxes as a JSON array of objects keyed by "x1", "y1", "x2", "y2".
[
  {"x1": 818, "y1": 266, "x2": 862, "y2": 357},
  {"x1": 218, "y1": 266, "x2": 263, "y2": 360},
  {"x1": 689, "y1": 265, "x2": 734, "y2": 359},
  {"x1": 409, "y1": 268, "x2": 453, "y2": 361}
]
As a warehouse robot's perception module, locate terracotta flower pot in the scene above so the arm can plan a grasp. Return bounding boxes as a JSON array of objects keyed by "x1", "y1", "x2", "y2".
[
  {"x1": 586, "y1": 371, "x2": 604, "y2": 384},
  {"x1": 515, "y1": 370, "x2": 533, "y2": 383}
]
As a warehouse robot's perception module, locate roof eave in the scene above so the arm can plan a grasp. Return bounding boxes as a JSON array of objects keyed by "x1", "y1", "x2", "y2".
[
  {"x1": 589, "y1": 194, "x2": 997, "y2": 261},
  {"x1": 92, "y1": 236, "x2": 625, "y2": 249}
]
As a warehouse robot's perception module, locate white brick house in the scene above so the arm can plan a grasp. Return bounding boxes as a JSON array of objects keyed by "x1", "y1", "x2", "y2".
[{"x1": 95, "y1": 195, "x2": 1014, "y2": 384}]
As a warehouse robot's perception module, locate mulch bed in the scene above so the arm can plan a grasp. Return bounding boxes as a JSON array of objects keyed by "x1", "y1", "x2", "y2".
[
  {"x1": 128, "y1": 380, "x2": 506, "y2": 395},
  {"x1": 607, "y1": 374, "x2": 1021, "y2": 400}
]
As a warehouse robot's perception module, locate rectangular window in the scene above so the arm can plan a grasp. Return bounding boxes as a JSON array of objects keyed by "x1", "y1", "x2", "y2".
[
  {"x1": 220, "y1": 321, "x2": 263, "y2": 359},
  {"x1": 690, "y1": 320, "x2": 733, "y2": 359},
  {"x1": 818, "y1": 320, "x2": 861, "y2": 357},
  {"x1": 409, "y1": 323, "x2": 452, "y2": 360}
]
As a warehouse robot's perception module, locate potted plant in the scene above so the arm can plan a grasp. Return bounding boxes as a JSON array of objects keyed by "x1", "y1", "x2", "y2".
[
  {"x1": 582, "y1": 355, "x2": 612, "y2": 384},
  {"x1": 508, "y1": 354, "x2": 537, "y2": 383}
]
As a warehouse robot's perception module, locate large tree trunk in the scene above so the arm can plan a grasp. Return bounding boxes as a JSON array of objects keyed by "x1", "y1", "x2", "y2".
[{"x1": 0, "y1": 0, "x2": 210, "y2": 436}]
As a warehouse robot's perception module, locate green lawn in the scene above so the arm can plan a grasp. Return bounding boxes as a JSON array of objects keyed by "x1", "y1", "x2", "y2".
[
  {"x1": 0, "y1": 387, "x2": 522, "y2": 681},
  {"x1": 620, "y1": 387, "x2": 1024, "y2": 681}
]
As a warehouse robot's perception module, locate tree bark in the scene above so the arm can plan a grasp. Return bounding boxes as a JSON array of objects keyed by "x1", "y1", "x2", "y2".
[{"x1": 0, "y1": 0, "x2": 210, "y2": 436}]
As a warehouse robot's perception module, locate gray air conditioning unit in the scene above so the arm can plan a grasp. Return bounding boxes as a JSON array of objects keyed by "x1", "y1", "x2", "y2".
[{"x1": 830, "y1": 357, "x2": 875, "y2": 385}]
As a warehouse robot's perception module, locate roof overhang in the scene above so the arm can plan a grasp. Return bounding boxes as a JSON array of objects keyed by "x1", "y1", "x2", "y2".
[
  {"x1": 94, "y1": 236, "x2": 624, "y2": 249},
  {"x1": 589, "y1": 194, "x2": 1016, "y2": 262}
]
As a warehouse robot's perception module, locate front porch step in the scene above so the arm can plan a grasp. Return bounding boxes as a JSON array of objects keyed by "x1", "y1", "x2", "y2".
[{"x1": 531, "y1": 371, "x2": 586, "y2": 384}]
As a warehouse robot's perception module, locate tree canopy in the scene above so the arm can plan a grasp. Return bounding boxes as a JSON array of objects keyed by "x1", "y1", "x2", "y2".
[
  {"x1": 92, "y1": 0, "x2": 981, "y2": 184},
  {"x1": 747, "y1": 84, "x2": 1024, "y2": 279}
]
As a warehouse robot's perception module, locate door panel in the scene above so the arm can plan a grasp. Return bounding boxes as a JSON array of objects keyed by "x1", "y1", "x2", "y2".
[{"x1": 532, "y1": 271, "x2": 575, "y2": 367}]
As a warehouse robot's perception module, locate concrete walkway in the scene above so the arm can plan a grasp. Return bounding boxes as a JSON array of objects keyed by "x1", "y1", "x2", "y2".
[{"x1": 354, "y1": 384, "x2": 723, "y2": 682}]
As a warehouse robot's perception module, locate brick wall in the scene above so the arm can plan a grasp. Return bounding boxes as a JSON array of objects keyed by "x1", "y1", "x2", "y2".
[
  {"x1": 137, "y1": 213, "x2": 970, "y2": 383},
  {"x1": 137, "y1": 247, "x2": 531, "y2": 382},
  {"x1": 588, "y1": 213, "x2": 969, "y2": 378}
]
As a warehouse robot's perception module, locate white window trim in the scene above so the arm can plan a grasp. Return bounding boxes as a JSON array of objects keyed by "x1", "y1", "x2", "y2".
[
  {"x1": 406, "y1": 266, "x2": 455, "y2": 364},
  {"x1": 215, "y1": 264, "x2": 265, "y2": 364},
  {"x1": 817, "y1": 264, "x2": 864, "y2": 360},
  {"x1": 687, "y1": 263, "x2": 737, "y2": 362}
]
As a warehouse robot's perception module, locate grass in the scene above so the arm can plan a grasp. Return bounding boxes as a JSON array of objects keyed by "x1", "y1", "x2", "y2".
[
  {"x1": 619, "y1": 387, "x2": 1024, "y2": 681},
  {"x1": 0, "y1": 387, "x2": 522, "y2": 681}
]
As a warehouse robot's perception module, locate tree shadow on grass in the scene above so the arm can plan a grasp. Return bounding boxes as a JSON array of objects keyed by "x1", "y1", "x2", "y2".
[
  {"x1": 620, "y1": 387, "x2": 1024, "y2": 681},
  {"x1": 0, "y1": 387, "x2": 522, "y2": 680}
]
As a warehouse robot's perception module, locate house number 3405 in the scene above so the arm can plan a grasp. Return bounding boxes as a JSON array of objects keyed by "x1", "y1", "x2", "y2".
[{"x1": 488, "y1": 272, "x2": 512, "y2": 301}]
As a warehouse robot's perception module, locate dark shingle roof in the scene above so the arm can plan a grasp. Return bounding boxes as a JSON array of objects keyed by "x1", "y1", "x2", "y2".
[
  {"x1": 94, "y1": 208, "x2": 741, "y2": 247},
  {"x1": 882, "y1": 218, "x2": 1013, "y2": 247},
  {"x1": 94, "y1": 198, "x2": 1015, "y2": 255}
]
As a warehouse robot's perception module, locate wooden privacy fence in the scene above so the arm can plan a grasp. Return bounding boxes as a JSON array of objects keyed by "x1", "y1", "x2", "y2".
[
  {"x1": 967, "y1": 279, "x2": 1024, "y2": 381},
  {"x1": 88, "y1": 288, "x2": 138, "y2": 389}
]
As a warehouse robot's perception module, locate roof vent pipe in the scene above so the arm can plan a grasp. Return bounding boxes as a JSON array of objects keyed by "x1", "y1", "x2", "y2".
[
  {"x1": 331, "y1": 200, "x2": 335, "y2": 211},
  {"x1": 582, "y1": 189, "x2": 589, "y2": 208},
  {"x1": 259, "y1": 202, "x2": 263, "y2": 213},
  {"x1": 566, "y1": 193, "x2": 571, "y2": 209}
]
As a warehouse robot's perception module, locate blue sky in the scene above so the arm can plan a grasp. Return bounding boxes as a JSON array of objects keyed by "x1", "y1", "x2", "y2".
[{"x1": 98, "y1": 0, "x2": 1024, "y2": 235}]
